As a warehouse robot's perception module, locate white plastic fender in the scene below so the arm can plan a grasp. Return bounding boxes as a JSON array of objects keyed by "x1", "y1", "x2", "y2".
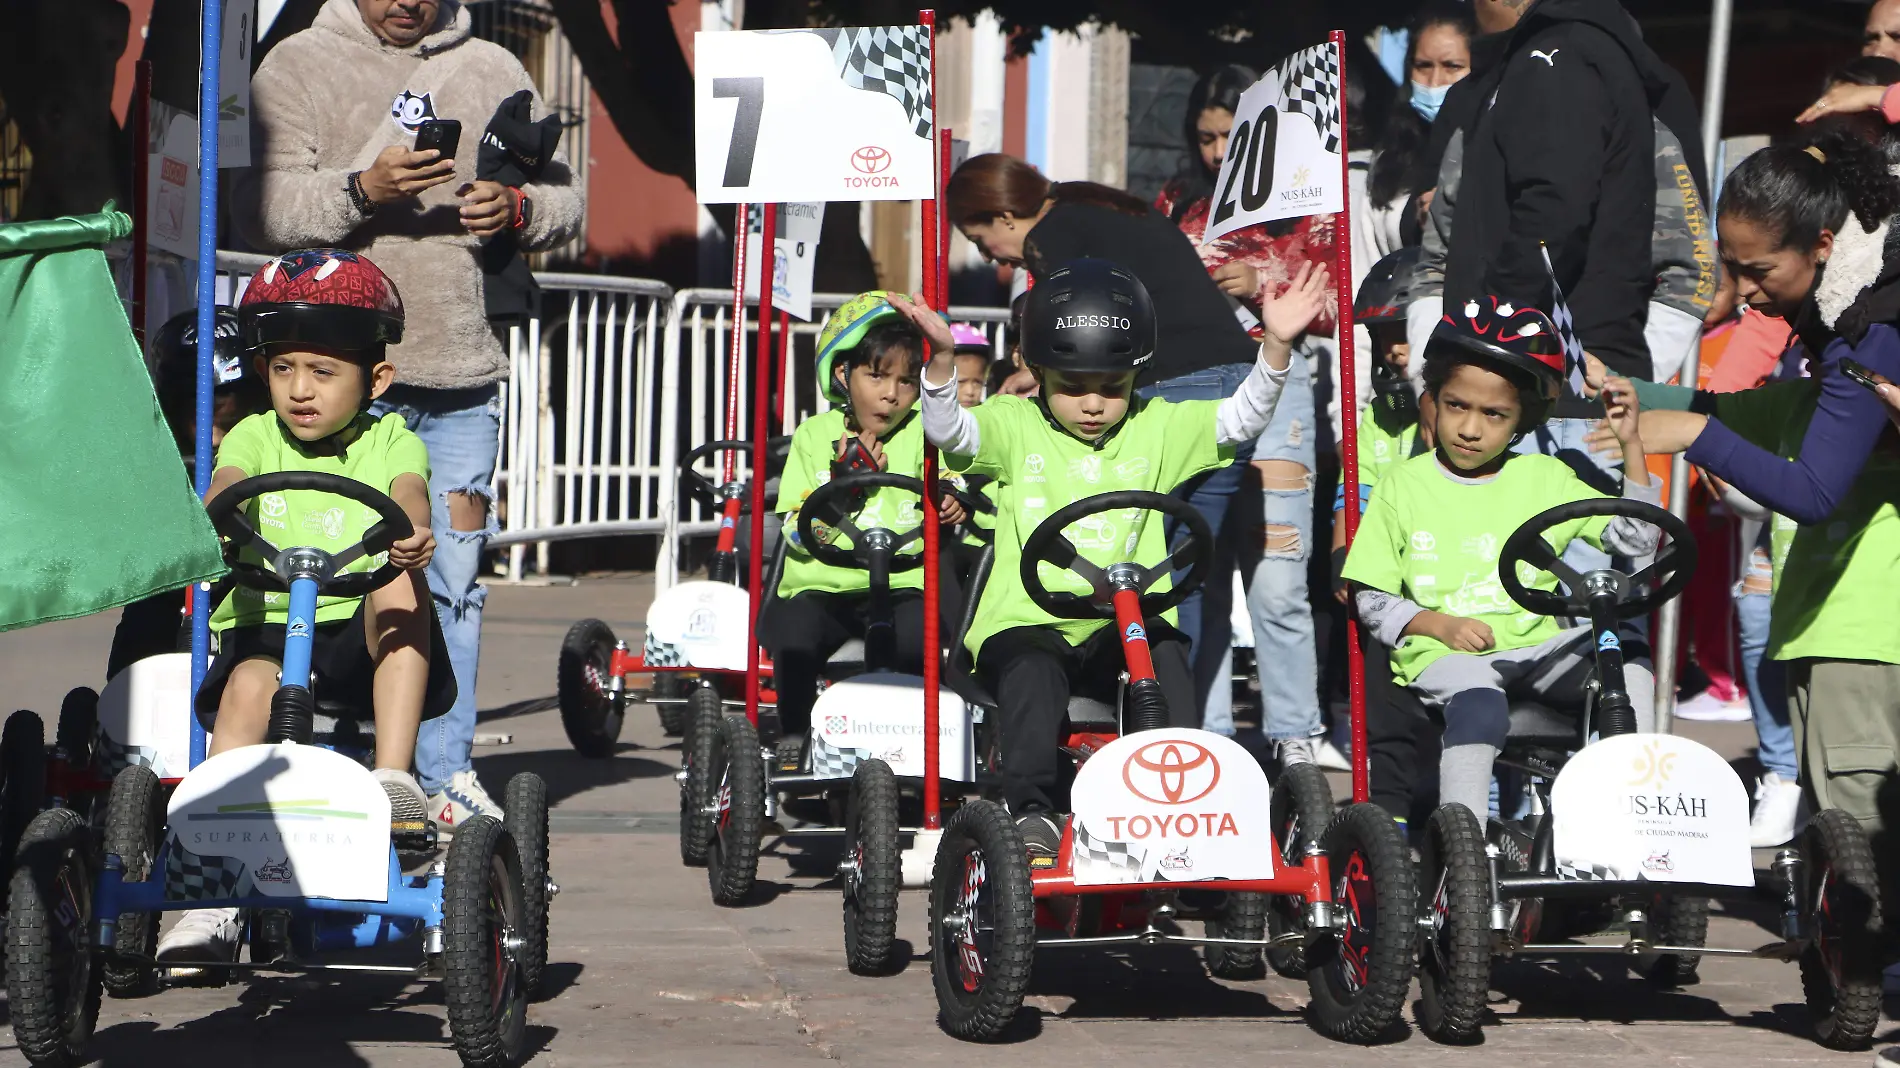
[
  {"x1": 810, "y1": 672, "x2": 973, "y2": 782},
  {"x1": 901, "y1": 828, "x2": 942, "y2": 889},
  {"x1": 96, "y1": 653, "x2": 197, "y2": 780},
  {"x1": 644, "y1": 580, "x2": 752, "y2": 671},
  {"x1": 1068, "y1": 728, "x2": 1275, "y2": 886},
  {"x1": 165, "y1": 742, "x2": 392, "y2": 903},
  {"x1": 1550, "y1": 733, "x2": 1753, "y2": 887}
]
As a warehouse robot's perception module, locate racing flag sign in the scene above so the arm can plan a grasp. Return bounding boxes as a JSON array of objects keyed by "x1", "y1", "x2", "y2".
[{"x1": 1203, "y1": 39, "x2": 1344, "y2": 241}]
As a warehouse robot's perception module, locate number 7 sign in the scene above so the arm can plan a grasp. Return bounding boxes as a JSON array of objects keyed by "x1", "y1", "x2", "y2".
[{"x1": 694, "y1": 27, "x2": 936, "y2": 205}]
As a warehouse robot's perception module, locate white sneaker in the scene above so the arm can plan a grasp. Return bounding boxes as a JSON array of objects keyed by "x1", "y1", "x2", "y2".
[
  {"x1": 1749, "y1": 772, "x2": 1803, "y2": 848},
  {"x1": 374, "y1": 768, "x2": 430, "y2": 830},
  {"x1": 156, "y1": 907, "x2": 241, "y2": 965},
  {"x1": 1316, "y1": 739, "x2": 1352, "y2": 772},
  {"x1": 1674, "y1": 691, "x2": 1752, "y2": 722},
  {"x1": 1276, "y1": 737, "x2": 1317, "y2": 769},
  {"x1": 427, "y1": 769, "x2": 504, "y2": 838}
]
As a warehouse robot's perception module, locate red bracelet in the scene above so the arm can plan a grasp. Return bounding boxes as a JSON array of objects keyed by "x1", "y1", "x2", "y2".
[{"x1": 507, "y1": 185, "x2": 529, "y2": 230}]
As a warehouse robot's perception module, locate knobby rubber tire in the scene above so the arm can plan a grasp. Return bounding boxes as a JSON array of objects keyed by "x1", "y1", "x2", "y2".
[
  {"x1": 1416, "y1": 803, "x2": 1491, "y2": 1043},
  {"x1": 1632, "y1": 892, "x2": 1707, "y2": 986},
  {"x1": 101, "y1": 766, "x2": 162, "y2": 999},
  {"x1": 442, "y1": 815, "x2": 529, "y2": 1068},
  {"x1": 1307, "y1": 802, "x2": 1417, "y2": 1044},
  {"x1": 2, "y1": 710, "x2": 48, "y2": 879},
  {"x1": 1800, "y1": 808, "x2": 1882, "y2": 1050},
  {"x1": 929, "y1": 800, "x2": 1035, "y2": 1042},
  {"x1": 557, "y1": 619, "x2": 624, "y2": 758},
  {"x1": 1265, "y1": 761, "x2": 1335, "y2": 978},
  {"x1": 678, "y1": 687, "x2": 724, "y2": 867},
  {"x1": 1205, "y1": 890, "x2": 1268, "y2": 980},
  {"x1": 707, "y1": 715, "x2": 764, "y2": 907},
  {"x1": 55, "y1": 689, "x2": 97, "y2": 790},
  {"x1": 504, "y1": 772, "x2": 552, "y2": 998},
  {"x1": 843, "y1": 758, "x2": 901, "y2": 975},
  {"x1": 6, "y1": 808, "x2": 99, "y2": 1068}
]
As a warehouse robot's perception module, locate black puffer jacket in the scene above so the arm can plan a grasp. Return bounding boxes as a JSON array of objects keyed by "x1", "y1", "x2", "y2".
[{"x1": 1442, "y1": 0, "x2": 1706, "y2": 380}]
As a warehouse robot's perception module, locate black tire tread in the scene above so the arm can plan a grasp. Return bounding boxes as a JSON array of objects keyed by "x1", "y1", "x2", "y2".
[
  {"x1": 1800, "y1": 808, "x2": 1883, "y2": 1051},
  {"x1": 101, "y1": 766, "x2": 162, "y2": 999},
  {"x1": 1633, "y1": 893, "x2": 1708, "y2": 986},
  {"x1": 678, "y1": 687, "x2": 723, "y2": 867},
  {"x1": 442, "y1": 815, "x2": 528, "y2": 1068},
  {"x1": 6, "y1": 807, "x2": 99, "y2": 1068},
  {"x1": 557, "y1": 618, "x2": 623, "y2": 758},
  {"x1": 1416, "y1": 803, "x2": 1492, "y2": 1043},
  {"x1": 1205, "y1": 891, "x2": 1268, "y2": 980},
  {"x1": 707, "y1": 715, "x2": 764, "y2": 907},
  {"x1": 1266, "y1": 762, "x2": 1335, "y2": 978},
  {"x1": 55, "y1": 689, "x2": 96, "y2": 781},
  {"x1": 843, "y1": 758, "x2": 901, "y2": 975},
  {"x1": 504, "y1": 772, "x2": 552, "y2": 998},
  {"x1": 2, "y1": 710, "x2": 48, "y2": 878},
  {"x1": 1307, "y1": 802, "x2": 1417, "y2": 1044},
  {"x1": 930, "y1": 800, "x2": 1035, "y2": 1041}
]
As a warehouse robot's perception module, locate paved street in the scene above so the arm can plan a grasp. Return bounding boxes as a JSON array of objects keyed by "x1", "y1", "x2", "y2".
[{"x1": 0, "y1": 575, "x2": 1892, "y2": 1066}]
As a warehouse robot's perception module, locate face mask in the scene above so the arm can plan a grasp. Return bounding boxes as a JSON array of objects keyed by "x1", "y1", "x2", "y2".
[{"x1": 1411, "y1": 80, "x2": 1450, "y2": 123}]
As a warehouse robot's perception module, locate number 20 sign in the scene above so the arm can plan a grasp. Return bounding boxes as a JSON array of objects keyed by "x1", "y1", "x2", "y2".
[{"x1": 694, "y1": 27, "x2": 936, "y2": 205}]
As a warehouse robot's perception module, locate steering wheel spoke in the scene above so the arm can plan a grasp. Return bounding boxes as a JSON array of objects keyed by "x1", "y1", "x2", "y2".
[
  {"x1": 1497, "y1": 497, "x2": 1696, "y2": 620},
  {"x1": 1019, "y1": 491, "x2": 1214, "y2": 620},
  {"x1": 796, "y1": 470, "x2": 933, "y2": 575},
  {"x1": 205, "y1": 472, "x2": 415, "y2": 596}
]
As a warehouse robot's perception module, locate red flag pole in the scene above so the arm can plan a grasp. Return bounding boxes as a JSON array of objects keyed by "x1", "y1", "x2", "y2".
[
  {"x1": 1330, "y1": 30, "x2": 1368, "y2": 806},
  {"x1": 131, "y1": 59, "x2": 153, "y2": 348},
  {"x1": 745, "y1": 205, "x2": 778, "y2": 726},
  {"x1": 919, "y1": 8, "x2": 943, "y2": 832}
]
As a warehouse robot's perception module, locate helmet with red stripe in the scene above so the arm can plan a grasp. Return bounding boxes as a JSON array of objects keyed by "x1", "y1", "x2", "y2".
[
  {"x1": 238, "y1": 248, "x2": 404, "y2": 354},
  {"x1": 1426, "y1": 295, "x2": 1565, "y2": 428}
]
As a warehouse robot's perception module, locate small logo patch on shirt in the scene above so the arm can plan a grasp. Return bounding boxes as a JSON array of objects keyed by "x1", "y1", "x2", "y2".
[{"x1": 391, "y1": 90, "x2": 439, "y2": 134}]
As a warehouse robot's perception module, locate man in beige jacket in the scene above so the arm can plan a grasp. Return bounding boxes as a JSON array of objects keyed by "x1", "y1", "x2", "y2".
[{"x1": 169, "y1": 0, "x2": 583, "y2": 966}]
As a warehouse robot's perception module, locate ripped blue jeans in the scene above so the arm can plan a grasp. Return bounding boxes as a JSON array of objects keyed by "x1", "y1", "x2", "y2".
[{"x1": 370, "y1": 383, "x2": 501, "y2": 795}]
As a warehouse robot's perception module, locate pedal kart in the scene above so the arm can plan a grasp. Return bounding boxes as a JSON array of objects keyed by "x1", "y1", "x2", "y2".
[
  {"x1": 928, "y1": 491, "x2": 1416, "y2": 1043},
  {"x1": 700, "y1": 470, "x2": 983, "y2": 932},
  {"x1": 0, "y1": 683, "x2": 105, "y2": 889},
  {"x1": 4, "y1": 472, "x2": 553, "y2": 1068},
  {"x1": 1413, "y1": 498, "x2": 1882, "y2": 1049}
]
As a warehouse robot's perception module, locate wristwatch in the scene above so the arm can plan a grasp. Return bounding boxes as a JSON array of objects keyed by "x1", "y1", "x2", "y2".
[
  {"x1": 346, "y1": 170, "x2": 377, "y2": 217},
  {"x1": 508, "y1": 185, "x2": 533, "y2": 231}
]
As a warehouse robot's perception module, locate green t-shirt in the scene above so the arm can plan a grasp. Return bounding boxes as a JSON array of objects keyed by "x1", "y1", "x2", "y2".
[
  {"x1": 1341, "y1": 451, "x2": 1617, "y2": 685},
  {"x1": 1715, "y1": 381, "x2": 1900, "y2": 664},
  {"x1": 1355, "y1": 403, "x2": 1421, "y2": 496},
  {"x1": 944, "y1": 471, "x2": 998, "y2": 548},
  {"x1": 209, "y1": 412, "x2": 431, "y2": 633},
  {"x1": 946, "y1": 395, "x2": 1232, "y2": 659},
  {"x1": 775, "y1": 408, "x2": 929, "y2": 598}
]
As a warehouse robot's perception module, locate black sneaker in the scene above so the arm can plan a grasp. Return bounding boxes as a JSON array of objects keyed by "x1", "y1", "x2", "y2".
[
  {"x1": 1015, "y1": 811, "x2": 1062, "y2": 868},
  {"x1": 775, "y1": 735, "x2": 807, "y2": 774}
]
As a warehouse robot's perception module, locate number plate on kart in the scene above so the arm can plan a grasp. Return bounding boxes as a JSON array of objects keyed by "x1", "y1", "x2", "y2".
[
  {"x1": 645, "y1": 580, "x2": 751, "y2": 671},
  {"x1": 1068, "y1": 729, "x2": 1275, "y2": 886},
  {"x1": 1550, "y1": 733, "x2": 1753, "y2": 887},
  {"x1": 811, "y1": 673, "x2": 973, "y2": 781}
]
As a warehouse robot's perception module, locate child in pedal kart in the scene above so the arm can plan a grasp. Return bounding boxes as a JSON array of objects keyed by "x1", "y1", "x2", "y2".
[
  {"x1": 761, "y1": 291, "x2": 966, "y2": 773},
  {"x1": 158, "y1": 249, "x2": 454, "y2": 965},
  {"x1": 1341, "y1": 297, "x2": 1663, "y2": 825},
  {"x1": 890, "y1": 256, "x2": 1329, "y2": 861}
]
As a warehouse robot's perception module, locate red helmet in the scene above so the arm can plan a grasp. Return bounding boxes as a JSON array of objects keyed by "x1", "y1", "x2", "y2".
[
  {"x1": 1428, "y1": 295, "x2": 1565, "y2": 409},
  {"x1": 238, "y1": 248, "x2": 404, "y2": 354}
]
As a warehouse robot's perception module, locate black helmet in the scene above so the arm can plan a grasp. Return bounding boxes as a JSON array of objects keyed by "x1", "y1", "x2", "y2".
[
  {"x1": 1020, "y1": 258, "x2": 1156, "y2": 374},
  {"x1": 1355, "y1": 247, "x2": 1424, "y2": 325},
  {"x1": 1426, "y1": 295, "x2": 1567, "y2": 427},
  {"x1": 153, "y1": 307, "x2": 246, "y2": 390}
]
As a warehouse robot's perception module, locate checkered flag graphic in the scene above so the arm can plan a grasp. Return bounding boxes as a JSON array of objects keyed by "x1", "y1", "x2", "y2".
[
  {"x1": 643, "y1": 633, "x2": 685, "y2": 668},
  {"x1": 1072, "y1": 818, "x2": 1143, "y2": 880},
  {"x1": 804, "y1": 26, "x2": 934, "y2": 140},
  {"x1": 808, "y1": 735, "x2": 858, "y2": 779},
  {"x1": 1540, "y1": 243, "x2": 1589, "y2": 396},
  {"x1": 164, "y1": 837, "x2": 252, "y2": 901},
  {"x1": 1278, "y1": 41, "x2": 1341, "y2": 155},
  {"x1": 95, "y1": 732, "x2": 160, "y2": 776},
  {"x1": 1556, "y1": 859, "x2": 1620, "y2": 882}
]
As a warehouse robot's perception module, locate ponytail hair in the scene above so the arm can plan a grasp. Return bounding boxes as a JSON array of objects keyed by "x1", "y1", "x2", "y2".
[
  {"x1": 1719, "y1": 127, "x2": 1900, "y2": 250},
  {"x1": 947, "y1": 153, "x2": 1149, "y2": 227}
]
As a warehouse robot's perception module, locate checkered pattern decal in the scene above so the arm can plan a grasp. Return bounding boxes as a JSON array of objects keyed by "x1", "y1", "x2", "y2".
[
  {"x1": 1072, "y1": 818, "x2": 1143, "y2": 879},
  {"x1": 802, "y1": 26, "x2": 934, "y2": 140},
  {"x1": 164, "y1": 836, "x2": 253, "y2": 901},
  {"x1": 643, "y1": 634, "x2": 685, "y2": 668},
  {"x1": 808, "y1": 734, "x2": 861, "y2": 780},
  {"x1": 1556, "y1": 860, "x2": 1620, "y2": 881},
  {"x1": 1278, "y1": 41, "x2": 1340, "y2": 155},
  {"x1": 96, "y1": 731, "x2": 159, "y2": 776},
  {"x1": 1540, "y1": 243, "x2": 1589, "y2": 396}
]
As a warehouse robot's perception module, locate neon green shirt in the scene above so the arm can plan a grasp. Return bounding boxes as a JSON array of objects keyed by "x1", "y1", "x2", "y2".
[
  {"x1": 775, "y1": 408, "x2": 928, "y2": 598},
  {"x1": 210, "y1": 412, "x2": 430, "y2": 633},
  {"x1": 1715, "y1": 382, "x2": 1900, "y2": 665},
  {"x1": 946, "y1": 395, "x2": 1232, "y2": 659},
  {"x1": 1341, "y1": 452, "x2": 1617, "y2": 685},
  {"x1": 1359, "y1": 405, "x2": 1421, "y2": 490}
]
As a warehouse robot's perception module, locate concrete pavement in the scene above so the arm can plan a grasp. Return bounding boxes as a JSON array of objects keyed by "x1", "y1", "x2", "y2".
[{"x1": 0, "y1": 574, "x2": 1891, "y2": 1066}]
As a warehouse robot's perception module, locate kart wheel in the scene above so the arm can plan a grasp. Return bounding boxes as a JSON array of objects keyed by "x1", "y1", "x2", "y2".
[
  {"x1": 678, "y1": 686, "x2": 723, "y2": 867},
  {"x1": 1307, "y1": 802, "x2": 1416, "y2": 1044},
  {"x1": 654, "y1": 674, "x2": 689, "y2": 737},
  {"x1": 1632, "y1": 892, "x2": 1707, "y2": 987},
  {"x1": 1204, "y1": 890, "x2": 1267, "y2": 980},
  {"x1": 442, "y1": 815, "x2": 529, "y2": 1068},
  {"x1": 1265, "y1": 761, "x2": 1334, "y2": 978},
  {"x1": 706, "y1": 715, "x2": 764, "y2": 906},
  {"x1": 504, "y1": 772, "x2": 552, "y2": 998},
  {"x1": 557, "y1": 619, "x2": 624, "y2": 758},
  {"x1": 6, "y1": 808, "x2": 100, "y2": 1068},
  {"x1": 55, "y1": 689, "x2": 97, "y2": 787},
  {"x1": 2, "y1": 710, "x2": 48, "y2": 877},
  {"x1": 842, "y1": 758, "x2": 900, "y2": 975},
  {"x1": 929, "y1": 799, "x2": 1034, "y2": 1042},
  {"x1": 101, "y1": 766, "x2": 162, "y2": 999},
  {"x1": 1799, "y1": 808, "x2": 1882, "y2": 1050},
  {"x1": 1416, "y1": 804, "x2": 1491, "y2": 1044}
]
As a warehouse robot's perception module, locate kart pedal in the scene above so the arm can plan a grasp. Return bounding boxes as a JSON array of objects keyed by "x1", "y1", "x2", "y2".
[{"x1": 392, "y1": 819, "x2": 437, "y2": 853}]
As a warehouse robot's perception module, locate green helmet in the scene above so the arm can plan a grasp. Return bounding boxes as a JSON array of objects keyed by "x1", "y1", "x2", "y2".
[{"x1": 815, "y1": 290, "x2": 904, "y2": 404}]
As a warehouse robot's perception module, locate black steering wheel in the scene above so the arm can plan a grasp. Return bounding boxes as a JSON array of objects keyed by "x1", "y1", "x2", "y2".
[
  {"x1": 205, "y1": 471, "x2": 414, "y2": 598},
  {"x1": 680, "y1": 437, "x2": 791, "y2": 509},
  {"x1": 798, "y1": 470, "x2": 930, "y2": 572},
  {"x1": 1498, "y1": 498, "x2": 1696, "y2": 619},
  {"x1": 1019, "y1": 491, "x2": 1214, "y2": 620}
]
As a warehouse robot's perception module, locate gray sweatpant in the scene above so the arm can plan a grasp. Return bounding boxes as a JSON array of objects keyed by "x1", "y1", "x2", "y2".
[{"x1": 1411, "y1": 626, "x2": 1655, "y2": 821}]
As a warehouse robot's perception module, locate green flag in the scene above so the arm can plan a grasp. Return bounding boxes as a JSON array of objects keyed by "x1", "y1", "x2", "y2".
[{"x1": 0, "y1": 211, "x2": 226, "y2": 632}]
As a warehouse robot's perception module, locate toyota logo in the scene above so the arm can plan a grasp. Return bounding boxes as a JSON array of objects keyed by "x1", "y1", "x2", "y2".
[
  {"x1": 850, "y1": 145, "x2": 892, "y2": 174},
  {"x1": 1122, "y1": 739, "x2": 1220, "y2": 805},
  {"x1": 259, "y1": 493, "x2": 288, "y2": 519}
]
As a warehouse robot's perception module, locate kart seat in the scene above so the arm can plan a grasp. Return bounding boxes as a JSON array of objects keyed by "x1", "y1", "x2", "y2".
[{"x1": 1507, "y1": 700, "x2": 1582, "y2": 748}]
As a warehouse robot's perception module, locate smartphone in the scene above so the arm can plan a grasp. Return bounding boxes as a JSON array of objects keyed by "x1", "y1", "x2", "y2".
[
  {"x1": 413, "y1": 119, "x2": 462, "y2": 162},
  {"x1": 1841, "y1": 356, "x2": 1885, "y2": 393}
]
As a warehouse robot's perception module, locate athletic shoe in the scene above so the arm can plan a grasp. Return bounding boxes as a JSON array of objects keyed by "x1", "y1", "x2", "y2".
[
  {"x1": 1673, "y1": 691, "x2": 1752, "y2": 722},
  {"x1": 1749, "y1": 772, "x2": 1803, "y2": 848},
  {"x1": 374, "y1": 768, "x2": 430, "y2": 833},
  {"x1": 427, "y1": 769, "x2": 504, "y2": 838},
  {"x1": 1015, "y1": 812, "x2": 1062, "y2": 867},
  {"x1": 1316, "y1": 738, "x2": 1352, "y2": 771},
  {"x1": 1275, "y1": 737, "x2": 1317, "y2": 769},
  {"x1": 156, "y1": 907, "x2": 241, "y2": 966}
]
